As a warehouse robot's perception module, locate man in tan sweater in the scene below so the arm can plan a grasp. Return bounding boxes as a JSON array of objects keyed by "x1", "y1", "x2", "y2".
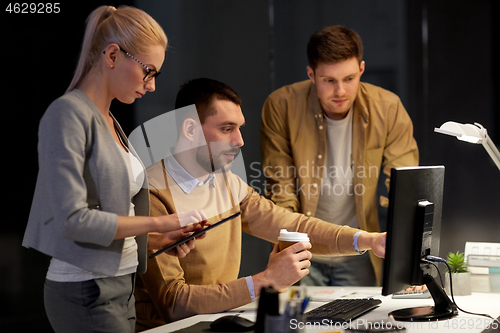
[{"x1": 134, "y1": 78, "x2": 386, "y2": 331}]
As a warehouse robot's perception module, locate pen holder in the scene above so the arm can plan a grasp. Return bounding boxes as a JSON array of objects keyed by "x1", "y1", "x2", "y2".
[
  {"x1": 264, "y1": 315, "x2": 287, "y2": 333},
  {"x1": 264, "y1": 314, "x2": 305, "y2": 333},
  {"x1": 255, "y1": 287, "x2": 280, "y2": 333},
  {"x1": 256, "y1": 287, "x2": 307, "y2": 333}
]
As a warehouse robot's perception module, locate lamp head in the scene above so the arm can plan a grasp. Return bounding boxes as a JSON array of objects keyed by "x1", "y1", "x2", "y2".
[
  {"x1": 434, "y1": 122, "x2": 487, "y2": 144},
  {"x1": 434, "y1": 121, "x2": 500, "y2": 171}
]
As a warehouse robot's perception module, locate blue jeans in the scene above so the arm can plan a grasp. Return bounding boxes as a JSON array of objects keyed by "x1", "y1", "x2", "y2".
[{"x1": 300, "y1": 252, "x2": 376, "y2": 286}]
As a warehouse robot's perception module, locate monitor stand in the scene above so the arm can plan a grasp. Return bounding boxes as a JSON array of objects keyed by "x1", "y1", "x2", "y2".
[{"x1": 389, "y1": 274, "x2": 458, "y2": 321}]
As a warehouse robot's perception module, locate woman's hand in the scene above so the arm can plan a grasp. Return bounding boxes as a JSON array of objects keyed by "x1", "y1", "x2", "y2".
[
  {"x1": 116, "y1": 209, "x2": 208, "y2": 257},
  {"x1": 147, "y1": 210, "x2": 210, "y2": 258},
  {"x1": 115, "y1": 209, "x2": 208, "y2": 241},
  {"x1": 147, "y1": 220, "x2": 209, "y2": 251},
  {"x1": 153, "y1": 209, "x2": 209, "y2": 232}
]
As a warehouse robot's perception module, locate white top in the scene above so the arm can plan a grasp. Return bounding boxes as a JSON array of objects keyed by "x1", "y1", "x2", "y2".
[
  {"x1": 313, "y1": 109, "x2": 358, "y2": 263},
  {"x1": 46, "y1": 142, "x2": 144, "y2": 281},
  {"x1": 315, "y1": 108, "x2": 358, "y2": 228}
]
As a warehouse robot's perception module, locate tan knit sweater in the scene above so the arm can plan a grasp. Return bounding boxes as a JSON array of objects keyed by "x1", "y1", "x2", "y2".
[{"x1": 135, "y1": 159, "x2": 362, "y2": 331}]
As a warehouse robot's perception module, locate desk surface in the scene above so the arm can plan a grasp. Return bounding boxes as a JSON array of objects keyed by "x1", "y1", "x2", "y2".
[{"x1": 144, "y1": 287, "x2": 500, "y2": 333}]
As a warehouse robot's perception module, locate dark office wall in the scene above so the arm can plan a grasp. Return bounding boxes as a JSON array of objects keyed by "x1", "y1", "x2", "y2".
[
  {"x1": 2, "y1": 0, "x2": 498, "y2": 331},
  {"x1": 407, "y1": 0, "x2": 500, "y2": 257}
]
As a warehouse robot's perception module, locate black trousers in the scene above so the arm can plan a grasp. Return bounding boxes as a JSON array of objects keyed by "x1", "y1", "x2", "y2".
[{"x1": 44, "y1": 273, "x2": 136, "y2": 333}]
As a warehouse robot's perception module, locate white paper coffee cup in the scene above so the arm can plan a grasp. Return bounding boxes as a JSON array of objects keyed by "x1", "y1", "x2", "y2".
[{"x1": 278, "y1": 229, "x2": 309, "y2": 251}]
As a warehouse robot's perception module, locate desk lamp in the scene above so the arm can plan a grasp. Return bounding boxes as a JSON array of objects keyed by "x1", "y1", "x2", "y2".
[{"x1": 434, "y1": 122, "x2": 500, "y2": 171}]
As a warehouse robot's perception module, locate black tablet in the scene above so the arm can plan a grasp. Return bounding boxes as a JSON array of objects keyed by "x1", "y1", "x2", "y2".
[{"x1": 149, "y1": 211, "x2": 242, "y2": 258}]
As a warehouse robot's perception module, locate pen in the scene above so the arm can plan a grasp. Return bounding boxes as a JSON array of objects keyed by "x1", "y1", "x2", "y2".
[{"x1": 300, "y1": 297, "x2": 310, "y2": 314}]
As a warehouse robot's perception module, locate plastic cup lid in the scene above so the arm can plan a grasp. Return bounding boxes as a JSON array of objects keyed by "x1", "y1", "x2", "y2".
[{"x1": 277, "y1": 229, "x2": 309, "y2": 242}]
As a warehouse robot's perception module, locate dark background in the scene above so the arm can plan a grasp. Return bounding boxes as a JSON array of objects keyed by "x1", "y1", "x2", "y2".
[{"x1": 2, "y1": 0, "x2": 499, "y2": 331}]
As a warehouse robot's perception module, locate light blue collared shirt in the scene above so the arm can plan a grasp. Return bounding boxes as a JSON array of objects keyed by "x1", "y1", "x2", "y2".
[{"x1": 163, "y1": 155, "x2": 216, "y2": 194}]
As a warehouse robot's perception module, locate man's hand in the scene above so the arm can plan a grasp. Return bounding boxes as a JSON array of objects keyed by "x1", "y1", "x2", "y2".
[
  {"x1": 252, "y1": 241, "x2": 312, "y2": 295},
  {"x1": 405, "y1": 285, "x2": 427, "y2": 291},
  {"x1": 358, "y1": 232, "x2": 386, "y2": 258}
]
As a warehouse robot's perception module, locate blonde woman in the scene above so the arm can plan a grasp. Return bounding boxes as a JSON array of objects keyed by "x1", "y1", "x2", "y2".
[{"x1": 22, "y1": 5, "x2": 207, "y2": 333}]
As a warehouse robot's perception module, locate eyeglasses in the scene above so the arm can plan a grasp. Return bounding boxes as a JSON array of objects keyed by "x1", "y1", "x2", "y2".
[
  {"x1": 119, "y1": 48, "x2": 160, "y2": 82},
  {"x1": 103, "y1": 47, "x2": 161, "y2": 82}
]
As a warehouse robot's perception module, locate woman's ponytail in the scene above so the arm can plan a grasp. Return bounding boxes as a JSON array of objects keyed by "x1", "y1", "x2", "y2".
[{"x1": 66, "y1": 6, "x2": 116, "y2": 92}]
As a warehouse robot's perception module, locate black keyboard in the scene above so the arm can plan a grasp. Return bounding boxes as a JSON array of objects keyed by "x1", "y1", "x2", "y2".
[{"x1": 305, "y1": 298, "x2": 382, "y2": 323}]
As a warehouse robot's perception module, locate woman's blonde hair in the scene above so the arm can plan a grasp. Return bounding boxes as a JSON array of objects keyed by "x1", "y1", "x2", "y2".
[{"x1": 67, "y1": 5, "x2": 167, "y2": 92}]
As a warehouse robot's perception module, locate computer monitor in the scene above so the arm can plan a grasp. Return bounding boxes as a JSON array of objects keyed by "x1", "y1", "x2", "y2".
[{"x1": 382, "y1": 166, "x2": 458, "y2": 321}]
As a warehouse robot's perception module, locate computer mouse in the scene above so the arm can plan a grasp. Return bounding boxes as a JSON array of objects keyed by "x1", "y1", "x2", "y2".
[{"x1": 209, "y1": 315, "x2": 255, "y2": 332}]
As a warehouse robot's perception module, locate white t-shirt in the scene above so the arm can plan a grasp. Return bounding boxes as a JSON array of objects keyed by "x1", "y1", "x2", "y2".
[{"x1": 314, "y1": 109, "x2": 358, "y2": 263}]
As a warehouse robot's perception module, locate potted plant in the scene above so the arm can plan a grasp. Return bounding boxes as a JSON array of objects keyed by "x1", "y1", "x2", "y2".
[{"x1": 444, "y1": 251, "x2": 472, "y2": 296}]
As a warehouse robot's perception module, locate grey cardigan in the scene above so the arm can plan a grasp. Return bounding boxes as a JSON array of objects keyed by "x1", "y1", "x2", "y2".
[{"x1": 23, "y1": 89, "x2": 150, "y2": 275}]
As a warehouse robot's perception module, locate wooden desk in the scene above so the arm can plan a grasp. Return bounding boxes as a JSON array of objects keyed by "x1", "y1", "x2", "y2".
[{"x1": 143, "y1": 287, "x2": 500, "y2": 333}]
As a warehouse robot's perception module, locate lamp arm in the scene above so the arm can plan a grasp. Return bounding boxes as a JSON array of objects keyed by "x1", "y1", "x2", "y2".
[
  {"x1": 481, "y1": 135, "x2": 500, "y2": 171},
  {"x1": 473, "y1": 123, "x2": 500, "y2": 171}
]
